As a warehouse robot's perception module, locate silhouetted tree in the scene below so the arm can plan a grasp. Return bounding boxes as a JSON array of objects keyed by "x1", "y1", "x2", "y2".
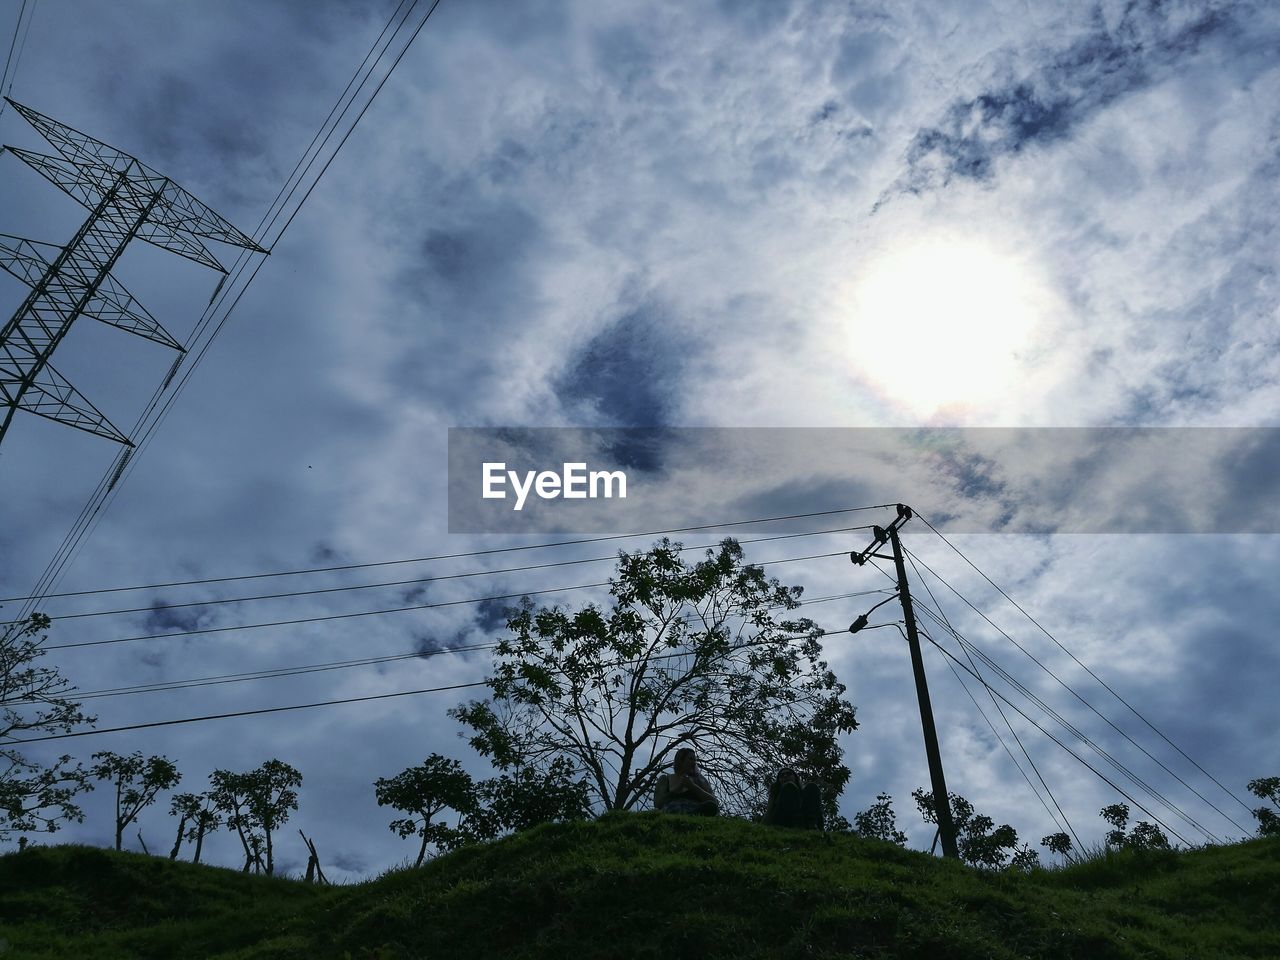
[
  {"x1": 1246, "y1": 777, "x2": 1280, "y2": 837},
  {"x1": 852, "y1": 792, "x2": 908, "y2": 845},
  {"x1": 211, "y1": 760, "x2": 301, "y2": 875},
  {"x1": 375, "y1": 755, "x2": 480, "y2": 867},
  {"x1": 210, "y1": 769, "x2": 259, "y2": 872},
  {"x1": 89, "y1": 750, "x2": 180, "y2": 851},
  {"x1": 0, "y1": 613, "x2": 94, "y2": 839},
  {"x1": 169, "y1": 791, "x2": 220, "y2": 862},
  {"x1": 450, "y1": 538, "x2": 857, "y2": 818},
  {"x1": 476, "y1": 757, "x2": 592, "y2": 835},
  {"x1": 913, "y1": 788, "x2": 1024, "y2": 869},
  {"x1": 1041, "y1": 831, "x2": 1074, "y2": 863},
  {"x1": 1099, "y1": 803, "x2": 1170, "y2": 851}
]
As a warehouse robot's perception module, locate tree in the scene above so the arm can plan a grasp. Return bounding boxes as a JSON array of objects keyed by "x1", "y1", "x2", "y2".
[
  {"x1": 450, "y1": 538, "x2": 858, "y2": 818},
  {"x1": 1246, "y1": 777, "x2": 1280, "y2": 838},
  {"x1": 476, "y1": 757, "x2": 592, "y2": 835},
  {"x1": 210, "y1": 760, "x2": 302, "y2": 875},
  {"x1": 0, "y1": 613, "x2": 95, "y2": 839},
  {"x1": 168, "y1": 791, "x2": 220, "y2": 863},
  {"x1": 1041, "y1": 831, "x2": 1074, "y2": 863},
  {"x1": 89, "y1": 751, "x2": 181, "y2": 851},
  {"x1": 913, "y1": 788, "x2": 1024, "y2": 869},
  {"x1": 1099, "y1": 803, "x2": 1171, "y2": 851},
  {"x1": 209, "y1": 769, "x2": 260, "y2": 872},
  {"x1": 852, "y1": 792, "x2": 908, "y2": 845},
  {"x1": 375, "y1": 754, "x2": 482, "y2": 867}
]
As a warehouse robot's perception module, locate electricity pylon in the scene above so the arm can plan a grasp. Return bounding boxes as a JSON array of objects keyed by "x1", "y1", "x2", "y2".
[{"x1": 0, "y1": 98, "x2": 267, "y2": 448}]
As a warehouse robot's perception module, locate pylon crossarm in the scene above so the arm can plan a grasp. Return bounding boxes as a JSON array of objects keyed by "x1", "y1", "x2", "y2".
[{"x1": 0, "y1": 234, "x2": 59, "y2": 285}]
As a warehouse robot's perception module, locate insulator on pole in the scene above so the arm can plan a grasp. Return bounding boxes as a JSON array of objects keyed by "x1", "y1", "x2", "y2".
[{"x1": 106, "y1": 447, "x2": 133, "y2": 492}]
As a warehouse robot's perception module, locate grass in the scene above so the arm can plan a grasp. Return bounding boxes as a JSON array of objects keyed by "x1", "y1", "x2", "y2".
[{"x1": 2, "y1": 813, "x2": 1277, "y2": 959}]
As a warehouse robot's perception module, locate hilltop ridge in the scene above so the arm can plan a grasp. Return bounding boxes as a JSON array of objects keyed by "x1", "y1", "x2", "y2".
[{"x1": 2, "y1": 813, "x2": 1277, "y2": 959}]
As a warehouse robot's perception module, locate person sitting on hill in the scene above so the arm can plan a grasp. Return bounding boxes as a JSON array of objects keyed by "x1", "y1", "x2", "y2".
[
  {"x1": 763, "y1": 767, "x2": 823, "y2": 830},
  {"x1": 654, "y1": 747, "x2": 720, "y2": 815}
]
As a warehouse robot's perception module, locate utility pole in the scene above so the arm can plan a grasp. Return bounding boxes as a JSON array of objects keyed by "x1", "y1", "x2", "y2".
[
  {"x1": 851, "y1": 504, "x2": 960, "y2": 860},
  {"x1": 0, "y1": 98, "x2": 267, "y2": 449}
]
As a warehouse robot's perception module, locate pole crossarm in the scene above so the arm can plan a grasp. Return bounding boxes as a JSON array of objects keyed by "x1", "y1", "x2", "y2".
[{"x1": 0, "y1": 98, "x2": 266, "y2": 447}]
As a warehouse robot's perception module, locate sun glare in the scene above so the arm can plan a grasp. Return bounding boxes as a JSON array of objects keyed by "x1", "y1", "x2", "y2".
[{"x1": 845, "y1": 236, "x2": 1047, "y2": 419}]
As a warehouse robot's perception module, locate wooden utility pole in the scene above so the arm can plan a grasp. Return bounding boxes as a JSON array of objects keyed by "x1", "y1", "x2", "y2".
[{"x1": 851, "y1": 504, "x2": 959, "y2": 860}]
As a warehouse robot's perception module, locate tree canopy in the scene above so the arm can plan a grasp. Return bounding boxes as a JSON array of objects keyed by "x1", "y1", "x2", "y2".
[
  {"x1": 450, "y1": 538, "x2": 858, "y2": 819},
  {"x1": 0, "y1": 613, "x2": 94, "y2": 839}
]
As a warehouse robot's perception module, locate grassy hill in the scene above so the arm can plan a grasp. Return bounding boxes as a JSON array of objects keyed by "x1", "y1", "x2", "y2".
[{"x1": 2, "y1": 812, "x2": 1277, "y2": 959}]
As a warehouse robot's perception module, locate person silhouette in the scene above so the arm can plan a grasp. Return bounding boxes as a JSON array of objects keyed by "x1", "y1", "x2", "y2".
[
  {"x1": 654, "y1": 747, "x2": 719, "y2": 815},
  {"x1": 763, "y1": 768, "x2": 823, "y2": 829}
]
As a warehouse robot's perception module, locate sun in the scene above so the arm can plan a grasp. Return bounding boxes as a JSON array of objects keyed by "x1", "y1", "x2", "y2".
[{"x1": 844, "y1": 234, "x2": 1048, "y2": 419}]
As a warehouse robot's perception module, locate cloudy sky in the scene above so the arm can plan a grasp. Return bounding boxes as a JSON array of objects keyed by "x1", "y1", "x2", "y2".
[{"x1": 2, "y1": 0, "x2": 1278, "y2": 878}]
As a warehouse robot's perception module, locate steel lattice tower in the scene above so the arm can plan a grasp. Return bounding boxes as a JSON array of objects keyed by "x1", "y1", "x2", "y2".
[{"x1": 0, "y1": 98, "x2": 267, "y2": 447}]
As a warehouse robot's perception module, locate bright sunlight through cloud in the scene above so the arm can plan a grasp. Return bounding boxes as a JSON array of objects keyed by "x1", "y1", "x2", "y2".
[{"x1": 846, "y1": 235, "x2": 1050, "y2": 419}]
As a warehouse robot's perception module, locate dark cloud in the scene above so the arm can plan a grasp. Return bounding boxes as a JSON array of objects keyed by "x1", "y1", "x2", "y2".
[
  {"x1": 893, "y1": 2, "x2": 1237, "y2": 196},
  {"x1": 141, "y1": 598, "x2": 209, "y2": 635},
  {"x1": 472, "y1": 597, "x2": 513, "y2": 634},
  {"x1": 554, "y1": 306, "x2": 686, "y2": 429}
]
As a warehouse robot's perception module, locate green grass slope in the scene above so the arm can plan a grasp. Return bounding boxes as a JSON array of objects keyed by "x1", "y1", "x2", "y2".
[{"x1": 2, "y1": 813, "x2": 1277, "y2": 959}]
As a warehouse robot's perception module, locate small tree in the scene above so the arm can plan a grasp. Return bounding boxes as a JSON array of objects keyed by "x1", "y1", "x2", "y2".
[
  {"x1": 913, "y1": 788, "x2": 1023, "y2": 869},
  {"x1": 1041, "y1": 831, "x2": 1074, "y2": 864},
  {"x1": 476, "y1": 756, "x2": 592, "y2": 835},
  {"x1": 853, "y1": 792, "x2": 908, "y2": 845},
  {"x1": 210, "y1": 769, "x2": 260, "y2": 872},
  {"x1": 375, "y1": 754, "x2": 481, "y2": 867},
  {"x1": 246, "y1": 760, "x2": 302, "y2": 876},
  {"x1": 169, "y1": 791, "x2": 220, "y2": 863},
  {"x1": 89, "y1": 751, "x2": 181, "y2": 851},
  {"x1": 450, "y1": 538, "x2": 858, "y2": 819},
  {"x1": 0, "y1": 613, "x2": 95, "y2": 839},
  {"x1": 1246, "y1": 777, "x2": 1280, "y2": 837},
  {"x1": 210, "y1": 761, "x2": 301, "y2": 875},
  {"x1": 1099, "y1": 803, "x2": 1171, "y2": 851}
]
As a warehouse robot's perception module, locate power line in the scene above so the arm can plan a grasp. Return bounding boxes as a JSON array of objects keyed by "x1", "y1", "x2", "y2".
[
  {"x1": 1, "y1": 507, "x2": 889, "y2": 606},
  {"x1": 903, "y1": 550, "x2": 1081, "y2": 850},
  {"x1": 912, "y1": 601, "x2": 1211, "y2": 845},
  {"x1": 43, "y1": 548, "x2": 855, "y2": 651},
  {"x1": 0, "y1": 0, "x2": 35, "y2": 109},
  {"x1": 12, "y1": 625, "x2": 840, "y2": 744},
  {"x1": 861, "y1": 553, "x2": 1212, "y2": 844},
  {"x1": 916, "y1": 512, "x2": 1254, "y2": 816},
  {"x1": 3, "y1": 524, "x2": 871, "y2": 623},
  {"x1": 64, "y1": 590, "x2": 883, "y2": 702},
  {"x1": 902, "y1": 542, "x2": 1250, "y2": 836},
  {"x1": 915, "y1": 626, "x2": 1197, "y2": 848}
]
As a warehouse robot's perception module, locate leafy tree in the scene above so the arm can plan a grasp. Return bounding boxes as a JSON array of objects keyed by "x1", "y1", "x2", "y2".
[
  {"x1": 210, "y1": 769, "x2": 260, "y2": 872},
  {"x1": 477, "y1": 756, "x2": 592, "y2": 835},
  {"x1": 0, "y1": 613, "x2": 95, "y2": 839},
  {"x1": 450, "y1": 538, "x2": 858, "y2": 818},
  {"x1": 376, "y1": 754, "x2": 594, "y2": 866},
  {"x1": 246, "y1": 759, "x2": 302, "y2": 876},
  {"x1": 1008, "y1": 843, "x2": 1041, "y2": 871},
  {"x1": 89, "y1": 751, "x2": 181, "y2": 851},
  {"x1": 1041, "y1": 831, "x2": 1074, "y2": 863},
  {"x1": 852, "y1": 792, "x2": 908, "y2": 845},
  {"x1": 168, "y1": 791, "x2": 221, "y2": 863},
  {"x1": 1246, "y1": 777, "x2": 1280, "y2": 838},
  {"x1": 1099, "y1": 803, "x2": 1171, "y2": 851},
  {"x1": 375, "y1": 754, "x2": 481, "y2": 867},
  {"x1": 913, "y1": 788, "x2": 1023, "y2": 869},
  {"x1": 210, "y1": 760, "x2": 302, "y2": 875}
]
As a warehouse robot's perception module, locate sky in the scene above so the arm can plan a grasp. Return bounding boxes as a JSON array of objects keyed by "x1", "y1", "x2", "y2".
[{"x1": 1, "y1": 0, "x2": 1278, "y2": 879}]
